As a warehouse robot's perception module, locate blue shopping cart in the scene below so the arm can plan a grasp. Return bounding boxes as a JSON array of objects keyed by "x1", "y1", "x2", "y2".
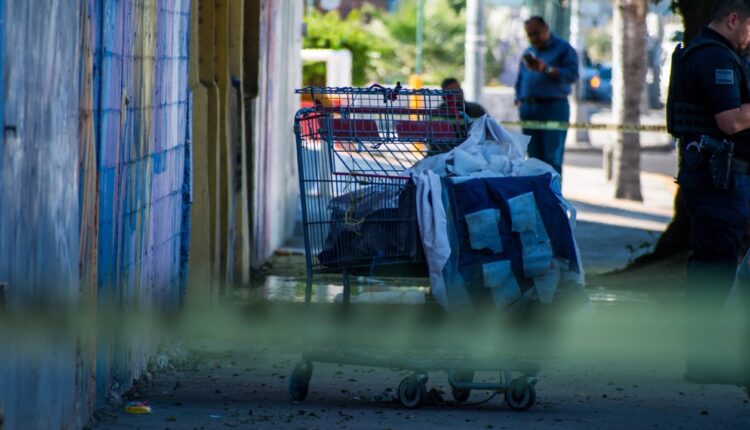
[{"x1": 290, "y1": 84, "x2": 540, "y2": 410}]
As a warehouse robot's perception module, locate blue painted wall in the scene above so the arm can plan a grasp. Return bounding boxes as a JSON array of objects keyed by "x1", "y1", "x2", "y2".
[
  {"x1": 0, "y1": 1, "x2": 84, "y2": 428},
  {"x1": 92, "y1": 0, "x2": 192, "y2": 399},
  {"x1": 0, "y1": 0, "x2": 81, "y2": 305},
  {"x1": 0, "y1": 0, "x2": 193, "y2": 427}
]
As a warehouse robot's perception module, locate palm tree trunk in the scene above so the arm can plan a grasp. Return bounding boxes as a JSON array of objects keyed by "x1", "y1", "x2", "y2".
[{"x1": 612, "y1": 0, "x2": 646, "y2": 201}]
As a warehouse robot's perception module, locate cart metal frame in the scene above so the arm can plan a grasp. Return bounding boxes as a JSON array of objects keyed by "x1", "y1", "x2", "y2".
[{"x1": 290, "y1": 84, "x2": 539, "y2": 410}]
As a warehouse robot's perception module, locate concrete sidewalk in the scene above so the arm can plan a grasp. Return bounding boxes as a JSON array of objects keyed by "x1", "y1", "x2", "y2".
[{"x1": 562, "y1": 159, "x2": 676, "y2": 275}]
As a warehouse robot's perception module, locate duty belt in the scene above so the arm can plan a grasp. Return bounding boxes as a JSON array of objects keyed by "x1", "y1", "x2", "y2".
[{"x1": 679, "y1": 137, "x2": 750, "y2": 175}]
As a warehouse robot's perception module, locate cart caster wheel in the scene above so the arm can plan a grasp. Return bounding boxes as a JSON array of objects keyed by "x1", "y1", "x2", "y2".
[
  {"x1": 289, "y1": 362, "x2": 313, "y2": 401},
  {"x1": 398, "y1": 375, "x2": 427, "y2": 409},
  {"x1": 451, "y1": 370, "x2": 474, "y2": 403},
  {"x1": 505, "y1": 377, "x2": 536, "y2": 411}
]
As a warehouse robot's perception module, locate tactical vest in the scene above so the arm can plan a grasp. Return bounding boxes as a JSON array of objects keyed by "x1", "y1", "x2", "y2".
[{"x1": 666, "y1": 37, "x2": 746, "y2": 138}]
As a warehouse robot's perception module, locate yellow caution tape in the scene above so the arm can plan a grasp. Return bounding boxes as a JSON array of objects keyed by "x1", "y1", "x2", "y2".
[{"x1": 500, "y1": 120, "x2": 668, "y2": 133}]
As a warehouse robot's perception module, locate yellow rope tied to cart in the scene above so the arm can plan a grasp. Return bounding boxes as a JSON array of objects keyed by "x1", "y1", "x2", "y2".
[{"x1": 343, "y1": 181, "x2": 367, "y2": 234}]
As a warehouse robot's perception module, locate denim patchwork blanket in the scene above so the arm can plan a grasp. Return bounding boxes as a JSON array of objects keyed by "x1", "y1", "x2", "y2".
[{"x1": 438, "y1": 173, "x2": 585, "y2": 310}]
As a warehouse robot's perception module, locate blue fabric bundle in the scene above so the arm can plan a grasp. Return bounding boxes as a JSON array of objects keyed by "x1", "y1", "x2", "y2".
[{"x1": 440, "y1": 173, "x2": 581, "y2": 309}]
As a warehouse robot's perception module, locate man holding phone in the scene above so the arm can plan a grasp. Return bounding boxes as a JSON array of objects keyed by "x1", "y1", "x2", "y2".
[{"x1": 514, "y1": 16, "x2": 579, "y2": 176}]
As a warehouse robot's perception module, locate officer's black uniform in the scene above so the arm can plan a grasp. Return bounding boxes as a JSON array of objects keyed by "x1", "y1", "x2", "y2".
[{"x1": 671, "y1": 27, "x2": 750, "y2": 382}]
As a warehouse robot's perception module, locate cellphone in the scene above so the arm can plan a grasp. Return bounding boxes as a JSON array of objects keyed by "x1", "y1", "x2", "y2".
[{"x1": 523, "y1": 52, "x2": 536, "y2": 62}]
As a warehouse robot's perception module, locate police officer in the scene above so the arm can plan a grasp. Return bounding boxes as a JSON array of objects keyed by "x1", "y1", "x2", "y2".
[{"x1": 668, "y1": 0, "x2": 750, "y2": 388}]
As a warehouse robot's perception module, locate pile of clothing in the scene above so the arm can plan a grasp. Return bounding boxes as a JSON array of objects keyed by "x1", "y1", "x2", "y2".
[
  {"x1": 317, "y1": 115, "x2": 587, "y2": 312},
  {"x1": 408, "y1": 115, "x2": 587, "y2": 311}
]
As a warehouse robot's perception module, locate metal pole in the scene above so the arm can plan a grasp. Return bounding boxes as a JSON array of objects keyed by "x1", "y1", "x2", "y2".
[
  {"x1": 416, "y1": 0, "x2": 424, "y2": 75},
  {"x1": 464, "y1": 0, "x2": 485, "y2": 103},
  {"x1": 568, "y1": 0, "x2": 589, "y2": 145},
  {"x1": 307, "y1": 0, "x2": 314, "y2": 16}
]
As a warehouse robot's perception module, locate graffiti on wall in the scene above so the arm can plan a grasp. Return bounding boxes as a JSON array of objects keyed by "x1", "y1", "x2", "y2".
[{"x1": 0, "y1": 0, "x2": 192, "y2": 427}]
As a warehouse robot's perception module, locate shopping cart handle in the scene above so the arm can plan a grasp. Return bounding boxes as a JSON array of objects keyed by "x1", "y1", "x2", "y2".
[{"x1": 368, "y1": 82, "x2": 402, "y2": 103}]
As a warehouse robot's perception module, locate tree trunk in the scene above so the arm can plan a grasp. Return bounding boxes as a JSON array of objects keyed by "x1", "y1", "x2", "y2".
[
  {"x1": 646, "y1": 0, "x2": 715, "y2": 261},
  {"x1": 612, "y1": 0, "x2": 646, "y2": 201},
  {"x1": 569, "y1": 0, "x2": 590, "y2": 145}
]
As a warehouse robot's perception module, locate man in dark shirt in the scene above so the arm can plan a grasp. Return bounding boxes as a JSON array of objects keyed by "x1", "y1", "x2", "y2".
[
  {"x1": 670, "y1": 0, "x2": 750, "y2": 390},
  {"x1": 440, "y1": 77, "x2": 487, "y2": 120},
  {"x1": 514, "y1": 16, "x2": 578, "y2": 176}
]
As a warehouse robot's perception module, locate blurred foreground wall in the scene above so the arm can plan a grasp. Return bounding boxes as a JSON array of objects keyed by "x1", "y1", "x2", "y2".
[
  {"x1": 0, "y1": 1, "x2": 84, "y2": 428},
  {"x1": 0, "y1": 0, "x2": 301, "y2": 427},
  {"x1": 0, "y1": 0, "x2": 192, "y2": 428}
]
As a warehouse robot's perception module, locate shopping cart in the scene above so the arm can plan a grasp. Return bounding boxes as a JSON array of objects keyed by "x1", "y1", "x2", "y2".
[{"x1": 290, "y1": 84, "x2": 540, "y2": 410}]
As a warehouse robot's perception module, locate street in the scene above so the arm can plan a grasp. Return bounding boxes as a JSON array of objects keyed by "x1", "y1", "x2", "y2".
[{"x1": 93, "y1": 292, "x2": 750, "y2": 430}]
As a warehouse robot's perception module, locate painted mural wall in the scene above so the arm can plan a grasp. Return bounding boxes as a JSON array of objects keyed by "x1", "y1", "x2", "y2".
[
  {"x1": 0, "y1": 0, "x2": 302, "y2": 426},
  {"x1": 91, "y1": 0, "x2": 192, "y2": 405},
  {"x1": 92, "y1": 0, "x2": 191, "y2": 309},
  {"x1": 0, "y1": 0, "x2": 192, "y2": 427},
  {"x1": 0, "y1": 0, "x2": 81, "y2": 307},
  {"x1": 0, "y1": 2, "x2": 85, "y2": 427}
]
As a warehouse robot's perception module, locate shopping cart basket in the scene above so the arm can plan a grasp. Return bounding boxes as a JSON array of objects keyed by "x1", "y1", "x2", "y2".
[{"x1": 289, "y1": 84, "x2": 540, "y2": 410}]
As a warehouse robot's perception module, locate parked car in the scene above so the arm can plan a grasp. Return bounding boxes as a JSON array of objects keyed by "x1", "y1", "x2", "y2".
[{"x1": 582, "y1": 63, "x2": 612, "y2": 104}]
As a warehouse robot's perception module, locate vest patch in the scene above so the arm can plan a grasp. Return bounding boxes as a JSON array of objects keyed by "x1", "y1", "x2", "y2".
[{"x1": 715, "y1": 69, "x2": 734, "y2": 84}]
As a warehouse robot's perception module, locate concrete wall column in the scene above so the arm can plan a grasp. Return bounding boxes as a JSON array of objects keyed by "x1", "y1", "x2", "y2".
[{"x1": 188, "y1": 0, "x2": 215, "y2": 303}]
